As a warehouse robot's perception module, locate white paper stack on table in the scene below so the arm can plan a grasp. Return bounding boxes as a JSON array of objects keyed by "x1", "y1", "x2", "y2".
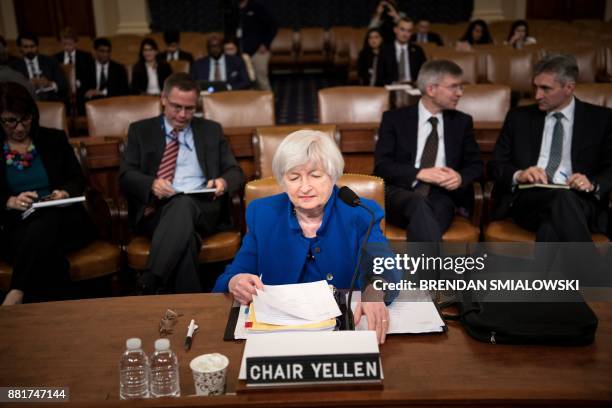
[
  {"x1": 351, "y1": 290, "x2": 446, "y2": 334},
  {"x1": 240, "y1": 280, "x2": 342, "y2": 336}
]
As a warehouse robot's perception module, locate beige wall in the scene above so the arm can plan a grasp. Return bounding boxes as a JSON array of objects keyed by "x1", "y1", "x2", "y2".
[
  {"x1": 0, "y1": 0, "x2": 18, "y2": 39},
  {"x1": 473, "y1": 0, "x2": 527, "y2": 21}
]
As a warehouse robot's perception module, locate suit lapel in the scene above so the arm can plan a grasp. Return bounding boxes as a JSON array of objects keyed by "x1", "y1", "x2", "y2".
[
  {"x1": 529, "y1": 107, "x2": 546, "y2": 165},
  {"x1": 406, "y1": 106, "x2": 419, "y2": 164},
  {"x1": 152, "y1": 115, "x2": 166, "y2": 173},
  {"x1": 570, "y1": 98, "x2": 585, "y2": 165},
  {"x1": 442, "y1": 110, "x2": 454, "y2": 166},
  {"x1": 191, "y1": 119, "x2": 209, "y2": 179}
]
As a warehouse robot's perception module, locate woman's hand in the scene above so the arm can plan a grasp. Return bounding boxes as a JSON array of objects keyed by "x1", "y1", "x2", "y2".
[
  {"x1": 354, "y1": 301, "x2": 390, "y2": 345},
  {"x1": 228, "y1": 273, "x2": 264, "y2": 305},
  {"x1": 6, "y1": 191, "x2": 38, "y2": 211}
]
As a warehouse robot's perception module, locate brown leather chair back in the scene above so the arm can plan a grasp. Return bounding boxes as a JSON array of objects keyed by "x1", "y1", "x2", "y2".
[
  {"x1": 543, "y1": 47, "x2": 602, "y2": 83},
  {"x1": 37, "y1": 101, "x2": 69, "y2": 137},
  {"x1": 168, "y1": 59, "x2": 190, "y2": 74},
  {"x1": 298, "y1": 27, "x2": 328, "y2": 64},
  {"x1": 574, "y1": 83, "x2": 607, "y2": 107},
  {"x1": 318, "y1": 86, "x2": 389, "y2": 124},
  {"x1": 429, "y1": 49, "x2": 478, "y2": 84},
  {"x1": 270, "y1": 28, "x2": 297, "y2": 65},
  {"x1": 329, "y1": 26, "x2": 352, "y2": 67},
  {"x1": 203, "y1": 90, "x2": 275, "y2": 128},
  {"x1": 486, "y1": 49, "x2": 535, "y2": 94},
  {"x1": 253, "y1": 124, "x2": 337, "y2": 179},
  {"x1": 60, "y1": 63, "x2": 76, "y2": 95},
  {"x1": 85, "y1": 95, "x2": 161, "y2": 137},
  {"x1": 244, "y1": 174, "x2": 385, "y2": 231},
  {"x1": 457, "y1": 84, "x2": 511, "y2": 122}
]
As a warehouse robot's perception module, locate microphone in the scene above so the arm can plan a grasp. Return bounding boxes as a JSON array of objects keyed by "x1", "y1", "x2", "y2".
[{"x1": 338, "y1": 186, "x2": 376, "y2": 331}]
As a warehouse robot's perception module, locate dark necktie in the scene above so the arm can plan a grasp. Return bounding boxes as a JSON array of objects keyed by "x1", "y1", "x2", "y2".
[
  {"x1": 545, "y1": 112, "x2": 564, "y2": 183},
  {"x1": 157, "y1": 128, "x2": 180, "y2": 181},
  {"x1": 415, "y1": 116, "x2": 439, "y2": 196},
  {"x1": 68, "y1": 53, "x2": 73, "y2": 64},
  {"x1": 214, "y1": 61, "x2": 222, "y2": 81},
  {"x1": 398, "y1": 47, "x2": 407, "y2": 81},
  {"x1": 99, "y1": 66, "x2": 108, "y2": 90}
]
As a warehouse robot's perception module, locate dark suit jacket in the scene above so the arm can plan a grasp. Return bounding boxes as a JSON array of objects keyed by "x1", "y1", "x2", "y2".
[
  {"x1": 160, "y1": 50, "x2": 194, "y2": 64},
  {"x1": 10, "y1": 54, "x2": 68, "y2": 101},
  {"x1": 374, "y1": 104, "x2": 483, "y2": 204},
  {"x1": 190, "y1": 55, "x2": 251, "y2": 90},
  {"x1": 53, "y1": 50, "x2": 94, "y2": 92},
  {"x1": 410, "y1": 32, "x2": 444, "y2": 46},
  {"x1": 357, "y1": 50, "x2": 386, "y2": 86},
  {"x1": 0, "y1": 127, "x2": 85, "y2": 226},
  {"x1": 489, "y1": 99, "x2": 612, "y2": 219},
  {"x1": 130, "y1": 60, "x2": 172, "y2": 95},
  {"x1": 82, "y1": 60, "x2": 129, "y2": 98},
  {"x1": 379, "y1": 43, "x2": 427, "y2": 85},
  {"x1": 119, "y1": 115, "x2": 245, "y2": 228}
]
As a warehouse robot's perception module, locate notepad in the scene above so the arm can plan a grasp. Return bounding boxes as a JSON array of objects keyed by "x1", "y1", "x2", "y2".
[
  {"x1": 22, "y1": 196, "x2": 86, "y2": 219},
  {"x1": 518, "y1": 183, "x2": 570, "y2": 190}
]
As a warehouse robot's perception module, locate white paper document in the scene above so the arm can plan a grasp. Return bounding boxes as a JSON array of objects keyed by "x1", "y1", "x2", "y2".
[
  {"x1": 252, "y1": 280, "x2": 341, "y2": 325},
  {"x1": 352, "y1": 290, "x2": 445, "y2": 334},
  {"x1": 22, "y1": 196, "x2": 86, "y2": 219},
  {"x1": 180, "y1": 188, "x2": 216, "y2": 194},
  {"x1": 238, "y1": 331, "x2": 380, "y2": 379}
]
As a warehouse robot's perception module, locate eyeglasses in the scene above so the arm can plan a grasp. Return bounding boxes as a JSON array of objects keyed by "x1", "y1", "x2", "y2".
[
  {"x1": 434, "y1": 83, "x2": 464, "y2": 92},
  {"x1": 166, "y1": 101, "x2": 196, "y2": 114},
  {"x1": 0, "y1": 115, "x2": 32, "y2": 129}
]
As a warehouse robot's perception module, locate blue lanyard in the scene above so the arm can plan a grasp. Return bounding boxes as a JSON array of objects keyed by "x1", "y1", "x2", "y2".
[{"x1": 160, "y1": 118, "x2": 193, "y2": 151}]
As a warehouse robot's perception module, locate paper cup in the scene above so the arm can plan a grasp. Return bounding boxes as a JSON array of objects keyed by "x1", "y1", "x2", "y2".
[{"x1": 190, "y1": 353, "x2": 229, "y2": 396}]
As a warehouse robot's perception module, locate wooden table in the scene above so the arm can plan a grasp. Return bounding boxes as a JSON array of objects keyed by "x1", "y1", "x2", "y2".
[{"x1": 1, "y1": 294, "x2": 611, "y2": 407}]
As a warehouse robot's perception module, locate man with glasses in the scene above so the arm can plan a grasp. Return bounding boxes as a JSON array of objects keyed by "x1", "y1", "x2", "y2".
[
  {"x1": 120, "y1": 73, "x2": 244, "y2": 294},
  {"x1": 374, "y1": 60, "x2": 483, "y2": 242}
]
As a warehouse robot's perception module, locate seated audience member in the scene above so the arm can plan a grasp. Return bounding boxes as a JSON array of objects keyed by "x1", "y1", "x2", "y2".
[
  {"x1": 410, "y1": 19, "x2": 444, "y2": 46},
  {"x1": 369, "y1": 0, "x2": 406, "y2": 44},
  {"x1": 357, "y1": 28, "x2": 386, "y2": 86},
  {"x1": 0, "y1": 36, "x2": 34, "y2": 96},
  {"x1": 83, "y1": 37, "x2": 129, "y2": 100},
  {"x1": 379, "y1": 17, "x2": 427, "y2": 85},
  {"x1": 190, "y1": 34, "x2": 251, "y2": 90},
  {"x1": 213, "y1": 130, "x2": 399, "y2": 344},
  {"x1": 505, "y1": 20, "x2": 537, "y2": 49},
  {"x1": 374, "y1": 60, "x2": 483, "y2": 242},
  {"x1": 489, "y1": 54, "x2": 612, "y2": 242},
  {"x1": 53, "y1": 27, "x2": 94, "y2": 114},
  {"x1": 120, "y1": 73, "x2": 244, "y2": 294},
  {"x1": 130, "y1": 38, "x2": 172, "y2": 95},
  {"x1": 455, "y1": 19, "x2": 493, "y2": 51},
  {"x1": 0, "y1": 82, "x2": 95, "y2": 306},
  {"x1": 10, "y1": 32, "x2": 68, "y2": 102},
  {"x1": 224, "y1": 37, "x2": 256, "y2": 83},
  {"x1": 160, "y1": 30, "x2": 194, "y2": 63}
]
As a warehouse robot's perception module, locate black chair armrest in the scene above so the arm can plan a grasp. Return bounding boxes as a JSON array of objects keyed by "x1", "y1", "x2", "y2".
[{"x1": 471, "y1": 182, "x2": 483, "y2": 228}]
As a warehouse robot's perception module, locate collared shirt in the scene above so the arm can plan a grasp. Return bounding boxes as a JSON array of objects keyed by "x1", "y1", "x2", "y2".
[
  {"x1": 536, "y1": 97, "x2": 575, "y2": 185},
  {"x1": 146, "y1": 64, "x2": 161, "y2": 95},
  {"x1": 63, "y1": 50, "x2": 76, "y2": 65},
  {"x1": 162, "y1": 118, "x2": 206, "y2": 191},
  {"x1": 394, "y1": 41, "x2": 411, "y2": 81},
  {"x1": 208, "y1": 55, "x2": 227, "y2": 81},
  {"x1": 166, "y1": 50, "x2": 179, "y2": 61},
  {"x1": 24, "y1": 56, "x2": 41, "y2": 78},
  {"x1": 95, "y1": 61, "x2": 109, "y2": 95},
  {"x1": 415, "y1": 99, "x2": 446, "y2": 168}
]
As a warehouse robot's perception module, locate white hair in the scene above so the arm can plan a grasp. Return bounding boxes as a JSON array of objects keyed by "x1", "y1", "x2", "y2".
[{"x1": 272, "y1": 129, "x2": 344, "y2": 185}]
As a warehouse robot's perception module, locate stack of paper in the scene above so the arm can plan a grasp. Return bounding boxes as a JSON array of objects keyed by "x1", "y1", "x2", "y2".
[{"x1": 243, "y1": 280, "x2": 342, "y2": 334}]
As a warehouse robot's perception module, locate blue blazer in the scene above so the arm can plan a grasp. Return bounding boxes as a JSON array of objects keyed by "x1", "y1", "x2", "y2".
[
  {"x1": 190, "y1": 55, "x2": 251, "y2": 90},
  {"x1": 213, "y1": 186, "x2": 399, "y2": 292}
]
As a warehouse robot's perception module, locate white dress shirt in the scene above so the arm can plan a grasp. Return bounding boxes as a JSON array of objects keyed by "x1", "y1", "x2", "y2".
[
  {"x1": 536, "y1": 97, "x2": 575, "y2": 184},
  {"x1": 146, "y1": 64, "x2": 161, "y2": 95},
  {"x1": 95, "y1": 61, "x2": 109, "y2": 95},
  {"x1": 394, "y1": 41, "x2": 411, "y2": 82},
  {"x1": 24, "y1": 56, "x2": 41, "y2": 78},
  {"x1": 166, "y1": 50, "x2": 179, "y2": 61},
  {"x1": 208, "y1": 55, "x2": 227, "y2": 81},
  {"x1": 63, "y1": 50, "x2": 76, "y2": 64},
  {"x1": 415, "y1": 99, "x2": 446, "y2": 168}
]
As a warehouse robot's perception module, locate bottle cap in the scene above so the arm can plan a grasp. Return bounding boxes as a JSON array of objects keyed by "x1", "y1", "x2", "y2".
[
  {"x1": 155, "y1": 338, "x2": 170, "y2": 351},
  {"x1": 126, "y1": 338, "x2": 142, "y2": 350}
]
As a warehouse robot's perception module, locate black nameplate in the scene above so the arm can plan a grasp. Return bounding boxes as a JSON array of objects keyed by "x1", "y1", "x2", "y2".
[{"x1": 246, "y1": 353, "x2": 381, "y2": 385}]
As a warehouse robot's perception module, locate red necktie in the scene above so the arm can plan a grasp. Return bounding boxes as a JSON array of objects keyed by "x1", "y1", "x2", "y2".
[{"x1": 157, "y1": 128, "x2": 180, "y2": 181}]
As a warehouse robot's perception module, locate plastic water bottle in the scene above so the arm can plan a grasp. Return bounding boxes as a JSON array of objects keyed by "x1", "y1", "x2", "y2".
[
  {"x1": 149, "y1": 338, "x2": 181, "y2": 397},
  {"x1": 119, "y1": 338, "x2": 150, "y2": 399}
]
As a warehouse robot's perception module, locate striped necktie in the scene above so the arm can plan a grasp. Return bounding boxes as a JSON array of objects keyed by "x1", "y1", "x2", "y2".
[
  {"x1": 157, "y1": 128, "x2": 180, "y2": 181},
  {"x1": 545, "y1": 112, "x2": 564, "y2": 183}
]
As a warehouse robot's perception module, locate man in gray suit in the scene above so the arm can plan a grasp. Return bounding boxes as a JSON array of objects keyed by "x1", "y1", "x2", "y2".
[{"x1": 120, "y1": 73, "x2": 244, "y2": 293}]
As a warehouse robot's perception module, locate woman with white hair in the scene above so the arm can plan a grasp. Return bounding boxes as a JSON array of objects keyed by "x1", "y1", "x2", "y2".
[{"x1": 213, "y1": 130, "x2": 396, "y2": 343}]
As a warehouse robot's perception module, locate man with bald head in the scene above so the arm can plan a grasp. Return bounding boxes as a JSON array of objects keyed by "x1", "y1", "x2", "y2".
[{"x1": 190, "y1": 35, "x2": 251, "y2": 90}]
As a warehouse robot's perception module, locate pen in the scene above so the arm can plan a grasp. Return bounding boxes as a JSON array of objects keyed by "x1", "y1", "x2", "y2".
[
  {"x1": 184, "y1": 319, "x2": 198, "y2": 351},
  {"x1": 559, "y1": 171, "x2": 569, "y2": 181}
]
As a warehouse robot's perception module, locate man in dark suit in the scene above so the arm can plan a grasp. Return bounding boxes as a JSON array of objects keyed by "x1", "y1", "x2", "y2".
[
  {"x1": 10, "y1": 32, "x2": 67, "y2": 102},
  {"x1": 190, "y1": 34, "x2": 251, "y2": 90},
  {"x1": 120, "y1": 73, "x2": 244, "y2": 294},
  {"x1": 490, "y1": 54, "x2": 612, "y2": 242},
  {"x1": 160, "y1": 30, "x2": 194, "y2": 64},
  {"x1": 53, "y1": 27, "x2": 94, "y2": 114},
  {"x1": 379, "y1": 17, "x2": 427, "y2": 85},
  {"x1": 374, "y1": 60, "x2": 483, "y2": 242},
  {"x1": 82, "y1": 38, "x2": 129, "y2": 100},
  {"x1": 410, "y1": 19, "x2": 444, "y2": 46}
]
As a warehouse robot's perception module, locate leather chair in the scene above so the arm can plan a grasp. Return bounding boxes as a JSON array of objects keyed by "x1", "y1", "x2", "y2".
[
  {"x1": 330, "y1": 26, "x2": 353, "y2": 68},
  {"x1": 485, "y1": 49, "x2": 535, "y2": 95},
  {"x1": 253, "y1": 124, "x2": 338, "y2": 179},
  {"x1": 483, "y1": 182, "x2": 609, "y2": 242},
  {"x1": 168, "y1": 59, "x2": 190, "y2": 74},
  {"x1": 270, "y1": 28, "x2": 297, "y2": 69},
  {"x1": 37, "y1": 101, "x2": 69, "y2": 137},
  {"x1": 85, "y1": 95, "x2": 161, "y2": 137},
  {"x1": 244, "y1": 174, "x2": 388, "y2": 233},
  {"x1": 318, "y1": 86, "x2": 389, "y2": 124},
  {"x1": 574, "y1": 83, "x2": 612, "y2": 108},
  {"x1": 297, "y1": 27, "x2": 329, "y2": 67},
  {"x1": 429, "y1": 49, "x2": 478, "y2": 84},
  {"x1": 347, "y1": 28, "x2": 367, "y2": 83},
  {"x1": 203, "y1": 91, "x2": 275, "y2": 180},
  {"x1": 542, "y1": 47, "x2": 602, "y2": 83}
]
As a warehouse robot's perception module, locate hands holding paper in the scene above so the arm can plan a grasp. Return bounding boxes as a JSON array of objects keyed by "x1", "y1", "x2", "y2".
[
  {"x1": 353, "y1": 285, "x2": 390, "y2": 345},
  {"x1": 229, "y1": 273, "x2": 263, "y2": 305}
]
